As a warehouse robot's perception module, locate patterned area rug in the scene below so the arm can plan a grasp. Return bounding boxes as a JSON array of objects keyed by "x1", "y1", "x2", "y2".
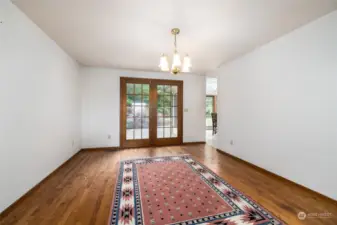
[{"x1": 109, "y1": 155, "x2": 285, "y2": 225}]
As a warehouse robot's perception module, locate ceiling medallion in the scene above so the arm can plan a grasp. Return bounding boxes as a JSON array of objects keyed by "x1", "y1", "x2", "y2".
[{"x1": 159, "y1": 28, "x2": 192, "y2": 75}]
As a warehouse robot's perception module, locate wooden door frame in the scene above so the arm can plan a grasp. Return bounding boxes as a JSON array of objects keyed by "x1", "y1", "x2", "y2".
[{"x1": 120, "y1": 77, "x2": 183, "y2": 148}]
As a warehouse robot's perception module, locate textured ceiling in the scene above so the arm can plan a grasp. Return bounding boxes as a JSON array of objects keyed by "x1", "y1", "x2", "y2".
[{"x1": 13, "y1": 0, "x2": 337, "y2": 74}]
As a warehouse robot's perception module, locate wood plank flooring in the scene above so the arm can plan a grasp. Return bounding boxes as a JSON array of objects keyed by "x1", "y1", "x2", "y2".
[{"x1": 0, "y1": 144, "x2": 336, "y2": 225}]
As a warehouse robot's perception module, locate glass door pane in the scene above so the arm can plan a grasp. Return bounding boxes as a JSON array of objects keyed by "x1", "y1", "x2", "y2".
[
  {"x1": 157, "y1": 85, "x2": 178, "y2": 138},
  {"x1": 125, "y1": 83, "x2": 150, "y2": 140}
]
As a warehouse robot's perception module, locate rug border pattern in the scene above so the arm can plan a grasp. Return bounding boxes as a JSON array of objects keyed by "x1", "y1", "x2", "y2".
[{"x1": 109, "y1": 155, "x2": 285, "y2": 225}]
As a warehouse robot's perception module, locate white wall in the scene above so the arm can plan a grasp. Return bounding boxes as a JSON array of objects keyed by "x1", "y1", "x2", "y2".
[
  {"x1": 212, "y1": 11, "x2": 337, "y2": 200},
  {"x1": 81, "y1": 67, "x2": 206, "y2": 148},
  {"x1": 0, "y1": 0, "x2": 81, "y2": 212},
  {"x1": 206, "y1": 77, "x2": 217, "y2": 96}
]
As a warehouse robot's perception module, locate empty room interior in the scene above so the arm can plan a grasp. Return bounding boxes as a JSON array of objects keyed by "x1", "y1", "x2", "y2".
[{"x1": 1, "y1": 0, "x2": 337, "y2": 224}]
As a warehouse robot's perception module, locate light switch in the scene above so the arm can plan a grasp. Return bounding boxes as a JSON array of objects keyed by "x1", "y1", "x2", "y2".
[{"x1": 184, "y1": 108, "x2": 188, "y2": 112}]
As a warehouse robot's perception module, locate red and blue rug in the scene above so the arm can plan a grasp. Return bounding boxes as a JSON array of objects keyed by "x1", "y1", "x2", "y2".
[{"x1": 109, "y1": 155, "x2": 285, "y2": 225}]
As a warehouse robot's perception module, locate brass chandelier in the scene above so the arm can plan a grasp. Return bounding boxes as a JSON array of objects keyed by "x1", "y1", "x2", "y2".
[{"x1": 158, "y1": 28, "x2": 192, "y2": 75}]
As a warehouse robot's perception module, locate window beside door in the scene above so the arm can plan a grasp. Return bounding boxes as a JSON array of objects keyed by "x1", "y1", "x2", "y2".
[{"x1": 206, "y1": 95, "x2": 216, "y2": 130}]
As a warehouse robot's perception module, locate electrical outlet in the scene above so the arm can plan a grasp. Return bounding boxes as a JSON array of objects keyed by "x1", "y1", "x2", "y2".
[
  {"x1": 108, "y1": 134, "x2": 111, "y2": 139},
  {"x1": 184, "y1": 108, "x2": 188, "y2": 112},
  {"x1": 72, "y1": 140, "x2": 75, "y2": 147},
  {"x1": 230, "y1": 140, "x2": 234, "y2": 145}
]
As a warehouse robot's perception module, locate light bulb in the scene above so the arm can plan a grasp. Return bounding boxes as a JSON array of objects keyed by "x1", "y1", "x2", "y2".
[
  {"x1": 159, "y1": 54, "x2": 169, "y2": 71},
  {"x1": 183, "y1": 54, "x2": 191, "y2": 67},
  {"x1": 182, "y1": 54, "x2": 191, "y2": 72},
  {"x1": 172, "y1": 52, "x2": 181, "y2": 67},
  {"x1": 182, "y1": 66, "x2": 190, "y2": 72}
]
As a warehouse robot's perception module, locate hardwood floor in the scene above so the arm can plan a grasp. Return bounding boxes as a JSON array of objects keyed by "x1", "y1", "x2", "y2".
[{"x1": 0, "y1": 144, "x2": 336, "y2": 225}]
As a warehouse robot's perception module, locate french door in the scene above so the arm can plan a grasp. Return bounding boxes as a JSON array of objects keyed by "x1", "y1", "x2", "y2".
[{"x1": 120, "y1": 77, "x2": 183, "y2": 148}]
